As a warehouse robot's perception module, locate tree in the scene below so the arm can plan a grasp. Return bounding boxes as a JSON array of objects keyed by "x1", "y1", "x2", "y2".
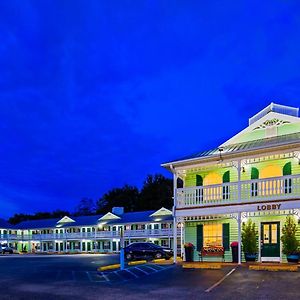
[
  {"x1": 281, "y1": 216, "x2": 299, "y2": 255},
  {"x1": 242, "y1": 219, "x2": 258, "y2": 255},
  {"x1": 8, "y1": 210, "x2": 70, "y2": 225},
  {"x1": 138, "y1": 174, "x2": 173, "y2": 211},
  {"x1": 74, "y1": 198, "x2": 95, "y2": 216},
  {"x1": 96, "y1": 185, "x2": 140, "y2": 213}
]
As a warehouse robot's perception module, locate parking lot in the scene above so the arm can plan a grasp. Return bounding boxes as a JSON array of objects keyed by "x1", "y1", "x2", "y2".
[{"x1": 0, "y1": 254, "x2": 299, "y2": 299}]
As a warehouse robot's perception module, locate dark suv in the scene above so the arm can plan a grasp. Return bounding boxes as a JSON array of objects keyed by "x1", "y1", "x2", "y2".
[
  {"x1": 1, "y1": 245, "x2": 14, "y2": 254},
  {"x1": 124, "y1": 242, "x2": 173, "y2": 261}
]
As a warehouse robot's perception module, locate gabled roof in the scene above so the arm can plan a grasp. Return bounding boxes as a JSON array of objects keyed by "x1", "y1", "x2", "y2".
[
  {"x1": 13, "y1": 209, "x2": 173, "y2": 230},
  {"x1": 150, "y1": 207, "x2": 172, "y2": 217},
  {"x1": 15, "y1": 215, "x2": 103, "y2": 230},
  {"x1": 162, "y1": 103, "x2": 300, "y2": 168},
  {"x1": 162, "y1": 131, "x2": 300, "y2": 168},
  {"x1": 98, "y1": 212, "x2": 121, "y2": 221},
  {"x1": 57, "y1": 216, "x2": 76, "y2": 224},
  {"x1": 0, "y1": 218, "x2": 13, "y2": 229}
]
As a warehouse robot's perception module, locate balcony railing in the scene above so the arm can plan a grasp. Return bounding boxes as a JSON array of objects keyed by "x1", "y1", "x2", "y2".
[
  {"x1": 0, "y1": 229, "x2": 175, "y2": 241},
  {"x1": 177, "y1": 174, "x2": 300, "y2": 208}
]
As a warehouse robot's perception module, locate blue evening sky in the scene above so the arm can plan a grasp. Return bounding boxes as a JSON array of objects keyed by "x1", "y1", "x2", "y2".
[{"x1": 1, "y1": 1, "x2": 300, "y2": 218}]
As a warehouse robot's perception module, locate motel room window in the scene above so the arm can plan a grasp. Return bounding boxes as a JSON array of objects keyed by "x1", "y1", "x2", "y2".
[
  {"x1": 203, "y1": 224, "x2": 222, "y2": 247},
  {"x1": 283, "y1": 162, "x2": 292, "y2": 194}
]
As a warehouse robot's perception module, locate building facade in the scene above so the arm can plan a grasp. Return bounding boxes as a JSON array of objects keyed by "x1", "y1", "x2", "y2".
[
  {"x1": 163, "y1": 103, "x2": 300, "y2": 263},
  {"x1": 0, "y1": 207, "x2": 177, "y2": 253}
]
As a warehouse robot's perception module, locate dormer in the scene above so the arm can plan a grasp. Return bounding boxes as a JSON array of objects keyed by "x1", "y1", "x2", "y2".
[
  {"x1": 221, "y1": 103, "x2": 300, "y2": 147},
  {"x1": 56, "y1": 216, "x2": 76, "y2": 228}
]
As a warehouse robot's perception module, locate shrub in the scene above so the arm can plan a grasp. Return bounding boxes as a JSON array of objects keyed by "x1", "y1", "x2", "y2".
[
  {"x1": 242, "y1": 219, "x2": 257, "y2": 254},
  {"x1": 281, "y1": 216, "x2": 299, "y2": 255}
]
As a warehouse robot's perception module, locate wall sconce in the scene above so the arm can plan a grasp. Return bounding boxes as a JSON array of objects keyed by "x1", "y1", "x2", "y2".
[{"x1": 242, "y1": 166, "x2": 245, "y2": 173}]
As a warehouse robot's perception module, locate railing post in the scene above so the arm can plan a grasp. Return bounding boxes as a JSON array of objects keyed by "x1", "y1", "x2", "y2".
[{"x1": 237, "y1": 160, "x2": 242, "y2": 203}]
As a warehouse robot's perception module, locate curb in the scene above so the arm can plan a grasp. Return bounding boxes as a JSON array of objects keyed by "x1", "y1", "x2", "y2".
[
  {"x1": 128, "y1": 260, "x2": 147, "y2": 266},
  {"x1": 182, "y1": 263, "x2": 222, "y2": 270},
  {"x1": 98, "y1": 264, "x2": 120, "y2": 271},
  {"x1": 152, "y1": 259, "x2": 167, "y2": 263},
  {"x1": 249, "y1": 265, "x2": 298, "y2": 272}
]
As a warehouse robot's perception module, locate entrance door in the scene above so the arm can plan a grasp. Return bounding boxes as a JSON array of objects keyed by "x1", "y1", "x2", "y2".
[{"x1": 261, "y1": 222, "x2": 280, "y2": 261}]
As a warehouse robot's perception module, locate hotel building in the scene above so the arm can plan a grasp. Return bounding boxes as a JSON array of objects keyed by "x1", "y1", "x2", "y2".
[{"x1": 162, "y1": 103, "x2": 300, "y2": 263}]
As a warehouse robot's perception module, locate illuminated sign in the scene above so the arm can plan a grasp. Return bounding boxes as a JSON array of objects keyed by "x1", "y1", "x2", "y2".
[{"x1": 257, "y1": 203, "x2": 281, "y2": 211}]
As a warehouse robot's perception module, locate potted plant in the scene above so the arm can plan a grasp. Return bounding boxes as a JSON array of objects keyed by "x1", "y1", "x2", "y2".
[
  {"x1": 242, "y1": 219, "x2": 258, "y2": 262},
  {"x1": 281, "y1": 216, "x2": 299, "y2": 263},
  {"x1": 184, "y1": 242, "x2": 194, "y2": 262}
]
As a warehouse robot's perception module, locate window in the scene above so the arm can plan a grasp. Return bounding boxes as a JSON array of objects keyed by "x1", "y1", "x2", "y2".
[
  {"x1": 203, "y1": 224, "x2": 222, "y2": 247},
  {"x1": 160, "y1": 240, "x2": 169, "y2": 247},
  {"x1": 203, "y1": 173, "x2": 222, "y2": 201}
]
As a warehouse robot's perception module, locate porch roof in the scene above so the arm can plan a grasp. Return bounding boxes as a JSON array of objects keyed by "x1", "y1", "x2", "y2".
[{"x1": 162, "y1": 131, "x2": 300, "y2": 168}]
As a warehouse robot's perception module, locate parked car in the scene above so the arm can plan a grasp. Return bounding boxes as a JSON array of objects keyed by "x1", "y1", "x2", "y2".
[
  {"x1": 0, "y1": 245, "x2": 14, "y2": 254},
  {"x1": 124, "y1": 242, "x2": 173, "y2": 261}
]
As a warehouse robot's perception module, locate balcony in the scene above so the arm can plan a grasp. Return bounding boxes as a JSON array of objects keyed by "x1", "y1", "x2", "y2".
[
  {"x1": 0, "y1": 229, "x2": 175, "y2": 241},
  {"x1": 177, "y1": 174, "x2": 300, "y2": 208}
]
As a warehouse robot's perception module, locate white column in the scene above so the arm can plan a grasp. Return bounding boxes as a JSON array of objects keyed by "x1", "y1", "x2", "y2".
[
  {"x1": 180, "y1": 222, "x2": 184, "y2": 259},
  {"x1": 173, "y1": 170, "x2": 178, "y2": 263},
  {"x1": 238, "y1": 212, "x2": 242, "y2": 265}
]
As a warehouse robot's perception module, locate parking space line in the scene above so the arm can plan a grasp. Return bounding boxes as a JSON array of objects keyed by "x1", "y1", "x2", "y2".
[
  {"x1": 205, "y1": 268, "x2": 236, "y2": 293},
  {"x1": 150, "y1": 264, "x2": 164, "y2": 269},
  {"x1": 143, "y1": 265, "x2": 161, "y2": 272},
  {"x1": 134, "y1": 267, "x2": 149, "y2": 275},
  {"x1": 124, "y1": 268, "x2": 139, "y2": 278},
  {"x1": 100, "y1": 272, "x2": 110, "y2": 282},
  {"x1": 86, "y1": 271, "x2": 93, "y2": 282}
]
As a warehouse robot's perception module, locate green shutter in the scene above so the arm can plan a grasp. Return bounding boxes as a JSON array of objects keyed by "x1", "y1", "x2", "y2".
[
  {"x1": 222, "y1": 171, "x2": 230, "y2": 183},
  {"x1": 196, "y1": 224, "x2": 203, "y2": 251},
  {"x1": 222, "y1": 223, "x2": 230, "y2": 250},
  {"x1": 283, "y1": 162, "x2": 292, "y2": 176},
  {"x1": 196, "y1": 175, "x2": 203, "y2": 186},
  {"x1": 251, "y1": 167, "x2": 259, "y2": 179}
]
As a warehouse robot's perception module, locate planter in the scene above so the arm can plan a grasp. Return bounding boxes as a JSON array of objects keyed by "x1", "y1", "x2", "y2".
[
  {"x1": 287, "y1": 254, "x2": 299, "y2": 263},
  {"x1": 244, "y1": 253, "x2": 257, "y2": 262},
  {"x1": 185, "y1": 247, "x2": 194, "y2": 262}
]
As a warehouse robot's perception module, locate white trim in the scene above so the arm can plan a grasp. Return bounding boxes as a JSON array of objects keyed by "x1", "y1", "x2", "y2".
[
  {"x1": 261, "y1": 257, "x2": 281, "y2": 262},
  {"x1": 221, "y1": 111, "x2": 300, "y2": 147},
  {"x1": 150, "y1": 207, "x2": 172, "y2": 217},
  {"x1": 98, "y1": 212, "x2": 121, "y2": 221},
  {"x1": 176, "y1": 200, "x2": 300, "y2": 218},
  {"x1": 57, "y1": 216, "x2": 75, "y2": 224}
]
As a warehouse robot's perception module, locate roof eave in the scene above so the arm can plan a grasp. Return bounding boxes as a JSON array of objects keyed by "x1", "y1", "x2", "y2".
[{"x1": 162, "y1": 140, "x2": 300, "y2": 170}]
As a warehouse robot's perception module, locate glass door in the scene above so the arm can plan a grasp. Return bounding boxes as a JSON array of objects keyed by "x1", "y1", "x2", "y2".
[{"x1": 261, "y1": 222, "x2": 280, "y2": 258}]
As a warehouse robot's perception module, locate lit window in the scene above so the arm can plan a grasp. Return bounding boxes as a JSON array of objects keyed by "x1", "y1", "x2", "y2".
[{"x1": 203, "y1": 224, "x2": 222, "y2": 247}]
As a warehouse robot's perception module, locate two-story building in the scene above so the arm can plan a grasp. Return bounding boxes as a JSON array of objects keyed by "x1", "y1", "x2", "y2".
[
  {"x1": 162, "y1": 103, "x2": 300, "y2": 263},
  {"x1": 1, "y1": 207, "x2": 176, "y2": 253}
]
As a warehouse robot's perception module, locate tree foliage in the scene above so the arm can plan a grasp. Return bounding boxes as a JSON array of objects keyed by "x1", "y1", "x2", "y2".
[
  {"x1": 137, "y1": 174, "x2": 173, "y2": 211},
  {"x1": 9, "y1": 210, "x2": 70, "y2": 225},
  {"x1": 8, "y1": 173, "x2": 175, "y2": 224},
  {"x1": 74, "y1": 198, "x2": 95, "y2": 216},
  {"x1": 281, "y1": 216, "x2": 299, "y2": 255},
  {"x1": 96, "y1": 184, "x2": 140, "y2": 213},
  {"x1": 242, "y1": 219, "x2": 258, "y2": 254}
]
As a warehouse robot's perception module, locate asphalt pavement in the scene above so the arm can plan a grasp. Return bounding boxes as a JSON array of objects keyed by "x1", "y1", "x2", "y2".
[{"x1": 0, "y1": 254, "x2": 299, "y2": 300}]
